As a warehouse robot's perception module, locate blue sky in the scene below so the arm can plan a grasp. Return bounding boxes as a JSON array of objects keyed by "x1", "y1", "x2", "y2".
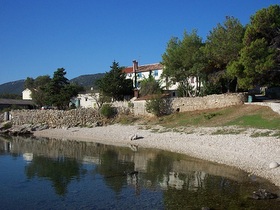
[{"x1": 0, "y1": 0, "x2": 279, "y2": 85}]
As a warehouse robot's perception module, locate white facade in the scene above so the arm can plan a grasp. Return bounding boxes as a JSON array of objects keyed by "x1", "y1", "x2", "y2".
[
  {"x1": 22, "y1": 88, "x2": 32, "y2": 100},
  {"x1": 75, "y1": 93, "x2": 100, "y2": 108},
  {"x1": 124, "y1": 61, "x2": 202, "y2": 97},
  {"x1": 124, "y1": 62, "x2": 179, "y2": 92}
]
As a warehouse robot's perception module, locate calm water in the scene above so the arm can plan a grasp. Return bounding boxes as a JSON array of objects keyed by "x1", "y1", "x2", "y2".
[{"x1": 0, "y1": 135, "x2": 279, "y2": 210}]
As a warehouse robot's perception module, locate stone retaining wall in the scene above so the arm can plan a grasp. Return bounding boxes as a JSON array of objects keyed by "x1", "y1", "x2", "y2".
[
  {"x1": 133, "y1": 93, "x2": 246, "y2": 115},
  {"x1": 10, "y1": 108, "x2": 101, "y2": 128},
  {"x1": 7, "y1": 94, "x2": 246, "y2": 127},
  {"x1": 171, "y1": 93, "x2": 246, "y2": 113}
]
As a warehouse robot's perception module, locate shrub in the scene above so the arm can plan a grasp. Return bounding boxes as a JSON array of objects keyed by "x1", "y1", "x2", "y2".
[
  {"x1": 145, "y1": 96, "x2": 170, "y2": 117},
  {"x1": 100, "y1": 104, "x2": 116, "y2": 118}
]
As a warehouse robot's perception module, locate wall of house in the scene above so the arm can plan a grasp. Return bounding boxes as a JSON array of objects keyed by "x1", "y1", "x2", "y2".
[
  {"x1": 75, "y1": 93, "x2": 100, "y2": 108},
  {"x1": 126, "y1": 70, "x2": 163, "y2": 88},
  {"x1": 22, "y1": 89, "x2": 32, "y2": 100}
]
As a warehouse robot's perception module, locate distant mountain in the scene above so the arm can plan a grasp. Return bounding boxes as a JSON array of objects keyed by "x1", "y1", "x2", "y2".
[
  {"x1": 0, "y1": 73, "x2": 105, "y2": 96},
  {"x1": 70, "y1": 73, "x2": 104, "y2": 90},
  {"x1": 0, "y1": 80, "x2": 25, "y2": 95}
]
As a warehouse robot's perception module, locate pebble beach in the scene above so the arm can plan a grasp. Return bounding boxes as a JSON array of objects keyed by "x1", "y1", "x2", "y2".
[{"x1": 34, "y1": 124, "x2": 280, "y2": 188}]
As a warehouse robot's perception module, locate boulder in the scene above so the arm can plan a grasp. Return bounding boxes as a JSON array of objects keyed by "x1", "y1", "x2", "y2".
[{"x1": 269, "y1": 162, "x2": 279, "y2": 169}]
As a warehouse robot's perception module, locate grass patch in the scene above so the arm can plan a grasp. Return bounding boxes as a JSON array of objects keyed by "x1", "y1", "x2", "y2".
[
  {"x1": 157, "y1": 105, "x2": 280, "y2": 130},
  {"x1": 226, "y1": 114, "x2": 280, "y2": 130},
  {"x1": 116, "y1": 104, "x2": 280, "y2": 132}
]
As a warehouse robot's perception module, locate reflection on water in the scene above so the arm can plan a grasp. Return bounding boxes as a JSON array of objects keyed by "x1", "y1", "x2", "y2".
[{"x1": 0, "y1": 135, "x2": 279, "y2": 210}]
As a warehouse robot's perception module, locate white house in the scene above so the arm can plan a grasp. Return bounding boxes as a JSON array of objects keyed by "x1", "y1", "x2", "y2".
[
  {"x1": 73, "y1": 92, "x2": 100, "y2": 108},
  {"x1": 123, "y1": 60, "x2": 201, "y2": 97},
  {"x1": 22, "y1": 88, "x2": 102, "y2": 109},
  {"x1": 22, "y1": 88, "x2": 32, "y2": 100}
]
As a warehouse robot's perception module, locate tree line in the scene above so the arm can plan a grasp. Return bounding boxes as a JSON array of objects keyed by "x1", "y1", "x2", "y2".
[
  {"x1": 25, "y1": 68, "x2": 84, "y2": 109},
  {"x1": 162, "y1": 5, "x2": 280, "y2": 96}
]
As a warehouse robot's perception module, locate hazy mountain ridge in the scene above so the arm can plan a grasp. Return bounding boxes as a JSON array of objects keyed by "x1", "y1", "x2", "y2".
[
  {"x1": 0, "y1": 73, "x2": 105, "y2": 95},
  {"x1": 0, "y1": 80, "x2": 25, "y2": 95}
]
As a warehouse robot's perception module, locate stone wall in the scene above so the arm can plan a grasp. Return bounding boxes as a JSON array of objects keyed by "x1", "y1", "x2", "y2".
[
  {"x1": 171, "y1": 93, "x2": 246, "y2": 113},
  {"x1": 10, "y1": 108, "x2": 101, "y2": 128},
  {"x1": 7, "y1": 94, "x2": 246, "y2": 127},
  {"x1": 133, "y1": 93, "x2": 246, "y2": 115}
]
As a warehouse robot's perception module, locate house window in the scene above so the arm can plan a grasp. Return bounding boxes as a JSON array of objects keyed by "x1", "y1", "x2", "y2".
[
  {"x1": 137, "y1": 72, "x2": 142, "y2": 78},
  {"x1": 153, "y1": 70, "x2": 158, "y2": 77},
  {"x1": 128, "y1": 73, "x2": 132, "y2": 77}
]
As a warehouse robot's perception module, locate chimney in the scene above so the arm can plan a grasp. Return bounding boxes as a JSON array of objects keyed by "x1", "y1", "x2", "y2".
[{"x1": 132, "y1": 60, "x2": 138, "y2": 72}]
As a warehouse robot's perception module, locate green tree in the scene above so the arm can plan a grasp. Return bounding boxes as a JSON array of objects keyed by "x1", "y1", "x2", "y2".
[
  {"x1": 46, "y1": 68, "x2": 83, "y2": 109},
  {"x1": 0, "y1": 93, "x2": 21, "y2": 99},
  {"x1": 24, "y1": 75, "x2": 51, "y2": 107},
  {"x1": 97, "y1": 61, "x2": 133, "y2": 101},
  {"x1": 232, "y1": 5, "x2": 280, "y2": 89},
  {"x1": 145, "y1": 95, "x2": 171, "y2": 116},
  {"x1": 205, "y1": 16, "x2": 245, "y2": 92},
  {"x1": 139, "y1": 74, "x2": 162, "y2": 97},
  {"x1": 162, "y1": 30, "x2": 204, "y2": 97}
]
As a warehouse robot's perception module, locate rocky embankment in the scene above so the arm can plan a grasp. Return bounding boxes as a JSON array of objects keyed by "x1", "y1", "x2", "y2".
[
  {"x1": 0, "y1": 122, "x2": 48, "y2": 136},
  {"x1": 0, "y1": 108, "x2": 104, "y2": 135}
]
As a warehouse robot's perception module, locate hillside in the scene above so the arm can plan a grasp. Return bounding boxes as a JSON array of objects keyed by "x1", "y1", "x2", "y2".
[
  {"x1": 0, "y1": 80, "x2": 25, "y2": 95},
  {"x1": 0, "y1": 73, "x2": 105, "y2": 96},
  {"x1": 70, "y1": 73, "x2": 104, "y2": 90}
]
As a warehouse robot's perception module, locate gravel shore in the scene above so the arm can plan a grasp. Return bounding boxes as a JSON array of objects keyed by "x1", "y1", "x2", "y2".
[{"x1": 34, "y1": 124, "x2": 280, "y2": 188}]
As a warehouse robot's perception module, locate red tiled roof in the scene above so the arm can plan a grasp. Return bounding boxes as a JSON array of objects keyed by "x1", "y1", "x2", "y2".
[
  {"x1": 137, "y1": 63, "x2": 163, "y2": 72},
  {"x1": 123, "y1": 63, "x2": 163, "y2": 74},
  {"x1": 123, "y1": 67, "x2": 133, "y2": 73}
]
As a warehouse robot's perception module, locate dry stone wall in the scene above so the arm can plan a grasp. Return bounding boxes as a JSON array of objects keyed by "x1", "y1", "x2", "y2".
[
  {"x1": 133, "y1": 93, "x2": 246, "y2": 115},
  {"x1": 171, "y1": 93, "x2": 246, "y2": 113},
  {"x1": 7, "y1": 94, "x2": 246, "y2": 127},
  {"x1": 10, "y1": 108, "x2": 101, "y2": 128}
]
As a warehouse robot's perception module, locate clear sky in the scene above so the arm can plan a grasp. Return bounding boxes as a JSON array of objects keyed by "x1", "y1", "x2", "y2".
[{"x1": 0, "y1": 0, "x2": 279, "y2": 85}]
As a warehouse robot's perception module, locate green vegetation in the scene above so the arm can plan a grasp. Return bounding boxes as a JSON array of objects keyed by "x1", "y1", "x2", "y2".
[
  {"x1": 139, "y1": 75, "x2": 162, "y2": 97},
  {"x1": 162, "y1": 5, "x2": 280, "y2": 94},
  {"x1": 226, "y1": 114, "x2": 280, "y2": 129},
  {"x1": 25, "y1": 68, "x2": 84, "y2": 109},
  {"x1": 0, "y1": 93, "x2": 21, "y2": 99},
  {"x1": 100, "y1": 104, "x2": 116, "y2": 119},
  {"x1": 96, "y1": 61, "x2": 133, "y2": 101},
  {"x1": 145, "y1": 96, "x2": 170, "y2": 117},
  {"x1": 119, "y1": 105, "x2": 280, "y2": 132}
]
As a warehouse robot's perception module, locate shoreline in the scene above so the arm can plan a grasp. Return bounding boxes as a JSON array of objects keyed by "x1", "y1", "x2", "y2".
[{"x1": 33, "y1": 124, "x2": 280, "y2": 188}]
